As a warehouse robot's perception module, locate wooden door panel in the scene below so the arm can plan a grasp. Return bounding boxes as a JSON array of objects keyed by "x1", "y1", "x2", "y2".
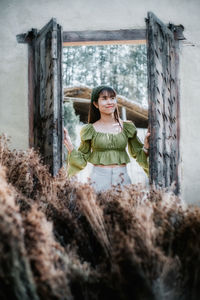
[
  {"x1": 146, "y1": 12, "x2": 182, "y2": 194},
  {"x1": 33, "y1": 18, "x2": 63, "y2": 176}
]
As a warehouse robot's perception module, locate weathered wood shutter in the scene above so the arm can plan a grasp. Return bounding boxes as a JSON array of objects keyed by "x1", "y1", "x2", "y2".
[
  {"x1": 17, "y1": 18, "x2": 64, "y2": 176},
  {"x1": 145, "y1": 12, "x2": 185, "y2": 194}
]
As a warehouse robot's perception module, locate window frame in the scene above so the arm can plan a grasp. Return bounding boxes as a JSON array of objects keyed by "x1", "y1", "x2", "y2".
[{"x1": 17, "y1": 15, "x2": 185, "y2": 192}]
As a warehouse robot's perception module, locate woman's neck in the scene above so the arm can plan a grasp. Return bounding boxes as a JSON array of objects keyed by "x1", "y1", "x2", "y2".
[{"x1": 99, "y1": 113, "x2": 116, "y2": 124}]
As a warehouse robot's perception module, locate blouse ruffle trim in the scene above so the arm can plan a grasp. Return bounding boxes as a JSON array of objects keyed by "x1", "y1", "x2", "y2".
[
  {"x1": 80, "y1": 124, "x2": 94, "y2": 141},
  {"x1": 123, "y1": 121, "x2": 137, "y2": 138},
  {"x1": 80, "y1": 121, "x2": 137, "y2": 141},
  {"x1": 88, "y1": 149, "x2": 130, "y2": 165}
]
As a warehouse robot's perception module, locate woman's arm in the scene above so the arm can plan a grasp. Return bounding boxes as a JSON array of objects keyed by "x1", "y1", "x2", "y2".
[
  {"x1": 64, "y1": 127, "x2": 91, "y2": 178},
  {"x1": 64, "y1": 127, "x2": 74, "y2": 153},
  {"x1": 143, "y1": 129, "x2": 150, "y2": 156},
  {"x1": 127, "y1": 124, "x2": 149, "y2": 176}
]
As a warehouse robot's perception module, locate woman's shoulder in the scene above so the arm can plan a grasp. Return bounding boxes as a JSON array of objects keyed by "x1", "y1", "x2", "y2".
[
  {"x1": 80, "y1": 123, "x2": 94, "y2": 140},
  {"x1": 123, "y1": 120, "x2": 137, "y2": 137},
  {"x1": 123, "y1": 119, "x2": 136, "y2": 127}
]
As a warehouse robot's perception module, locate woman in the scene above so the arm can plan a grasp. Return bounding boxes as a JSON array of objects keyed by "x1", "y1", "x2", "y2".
[{"x1": 64, "y1": 85, "x2": 150, "y2": 193}]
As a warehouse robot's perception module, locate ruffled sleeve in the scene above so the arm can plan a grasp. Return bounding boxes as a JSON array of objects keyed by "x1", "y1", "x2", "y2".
[
  {"x1": 124, "y1": 121, "x2": 149, "y2": 176},
  {"x1": 66, "y1": 124, "x2": 93, "y2": 178}
]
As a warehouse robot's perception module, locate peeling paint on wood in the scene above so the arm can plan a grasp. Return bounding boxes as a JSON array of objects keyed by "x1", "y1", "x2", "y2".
[
  {"x1": 146, "y1": 12, "x2": 182, "y2": 194},
  {"x1": 28, "y1": 18, "x2": 64, "y2": 176}
]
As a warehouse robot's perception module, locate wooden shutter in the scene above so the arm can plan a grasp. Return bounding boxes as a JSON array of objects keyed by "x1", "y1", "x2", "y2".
[
  {"x1": 145, "y1": 12, "x2": 184, "y2": 194},
  {"x1": 17, "y1": 18, "x2": 64, "y2": 176}
]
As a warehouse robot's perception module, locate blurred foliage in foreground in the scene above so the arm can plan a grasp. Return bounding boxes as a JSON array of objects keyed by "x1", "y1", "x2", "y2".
[{"x1": 0, "y1": 133, "x2": 199, "y2": 300}]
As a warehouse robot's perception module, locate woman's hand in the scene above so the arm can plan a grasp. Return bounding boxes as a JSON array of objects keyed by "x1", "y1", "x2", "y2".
[
  {"x1": 144, "y1": 130, "x2": 150, "y2": 149},
  {"x1": 63, "y1": 127, "x2": 74, "y2": 153}
]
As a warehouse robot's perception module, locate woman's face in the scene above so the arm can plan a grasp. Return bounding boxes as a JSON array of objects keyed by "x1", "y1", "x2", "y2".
[{"x1": 93, "y1": 90, "x2": 117, "y2": 115}]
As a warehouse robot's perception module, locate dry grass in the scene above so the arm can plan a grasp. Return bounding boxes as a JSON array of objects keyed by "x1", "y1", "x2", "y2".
[{"x1": 0, "y1": 134, "x2": 200, "y2": 300}]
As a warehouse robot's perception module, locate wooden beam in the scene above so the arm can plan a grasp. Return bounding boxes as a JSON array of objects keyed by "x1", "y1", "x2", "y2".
[
  {"x1": 64, "y1": 87, "x2": 147, "y2": 117},
  {"x1": 63, "y1": 29, "x2": 146, "y2": 44},
  {"x1": 64, "y1": 96, "x2": 90, "y2": 103},
  {"x1": 168, "y1": 24, "x2": 186, "y2": 40},
  {"x1": 63, "y1": 40, "x2": 146, "y2": 46},
  {"x1": 117, "y1": 96, "x2": 148, "y2": 119},
  {"x1": 64, "y1": 87, "x2": 148, "y2": 127},
  {"x1": 28, "y1": 43, "x2": 35, "y2": 148},
  {"x1": 16, "y1": 29, "x2": 37, "y2": 44}
]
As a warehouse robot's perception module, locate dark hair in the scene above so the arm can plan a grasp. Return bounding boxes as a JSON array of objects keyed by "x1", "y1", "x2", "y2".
[{"x1": 88, "y1": 87, "x2": 122, "y2": 129}]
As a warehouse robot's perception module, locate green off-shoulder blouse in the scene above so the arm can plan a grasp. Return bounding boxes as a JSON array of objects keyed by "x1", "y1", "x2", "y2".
[{"x1": 66, "y1": 121, "x2": 149, "y2": 178}]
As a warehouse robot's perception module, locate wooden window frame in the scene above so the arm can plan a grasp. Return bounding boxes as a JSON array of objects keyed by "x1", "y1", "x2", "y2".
[
  {"x1": 62, "y1": 28, "x2": 146, "y2": 46},
  {"x1": 17, "y1": 15, "x2": 185, "y2": 193}
]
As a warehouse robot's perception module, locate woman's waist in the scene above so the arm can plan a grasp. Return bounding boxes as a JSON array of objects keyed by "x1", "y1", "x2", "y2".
[
  {"x1": 88, "y1": 150, "x2": 130, "y2": 165},
  {"x1": 91, "y1": 148, "x2": 126, "y2": 152},
  {"x1": 93, "y1": 163, "x2": 127, "y2": 168}
]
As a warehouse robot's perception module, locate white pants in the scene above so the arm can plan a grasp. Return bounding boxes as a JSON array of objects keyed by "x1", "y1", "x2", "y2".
[{"x1": 90, "y1": 165, "x2": 132, "y2": 193}]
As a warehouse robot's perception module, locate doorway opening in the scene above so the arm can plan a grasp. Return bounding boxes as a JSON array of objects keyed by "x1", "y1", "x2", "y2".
[
  {"x1": 16, "y1": 13, "x2": 184, "y2": 193},
  {"x1": 62, "y1": 35, "x2": 149, "y2": 185}
]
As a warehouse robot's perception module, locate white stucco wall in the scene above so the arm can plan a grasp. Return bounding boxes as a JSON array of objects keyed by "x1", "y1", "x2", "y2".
[{"x1": 0, "y1": 0, "x2": 200, "y2": 204}]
